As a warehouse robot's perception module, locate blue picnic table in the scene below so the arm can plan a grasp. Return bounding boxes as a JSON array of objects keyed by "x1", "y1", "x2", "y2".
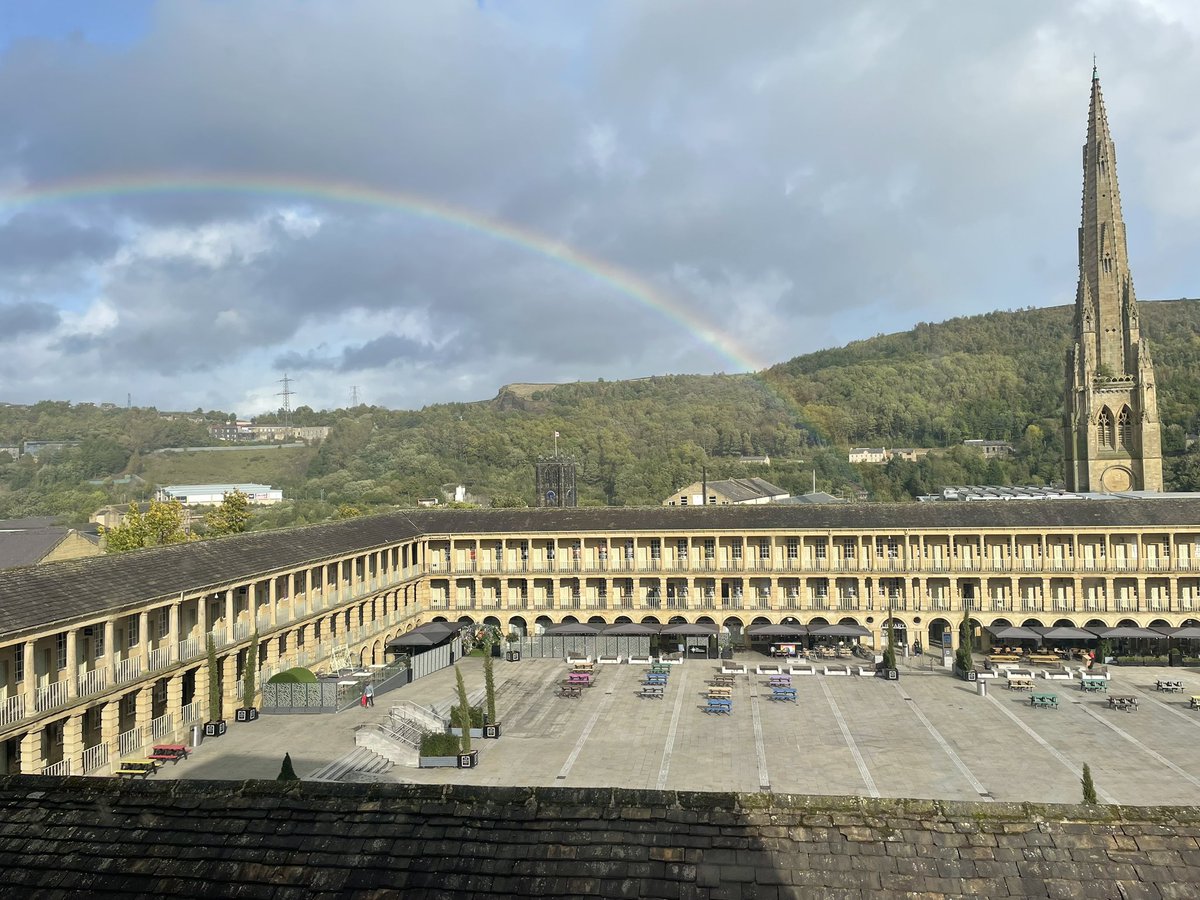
[
  {"x1": 705, "y1": 698, "x2": 732, "y2": 715},
  {"x1": 769, "y1": 687, "x2": 797, "y2": 702}
]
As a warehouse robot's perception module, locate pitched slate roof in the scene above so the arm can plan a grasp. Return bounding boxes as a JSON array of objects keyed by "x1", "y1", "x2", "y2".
[
  {"x1": 1, "y1": 776, "x2": 1197, "y2": 898},
  {"x1": 5, "y1": 499, "x2": 1200, "y2": 639}
]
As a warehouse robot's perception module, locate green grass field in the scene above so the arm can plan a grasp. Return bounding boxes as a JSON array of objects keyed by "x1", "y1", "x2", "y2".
[{"x1": 138, "y1": 446, "x2": 315, "y2": 488}]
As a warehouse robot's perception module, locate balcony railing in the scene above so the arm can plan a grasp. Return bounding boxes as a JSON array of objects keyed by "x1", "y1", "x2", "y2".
[
  {"x1": 42, "y1": 759, "x2": 71, "y2": 777},
  {"x1": 150, "y1": 713, "x2": 174, "y2": 742},
  {"x1": 81, "y1": 743, "x2": 108, "y2": 775},
  {"x1": 1, "y1": 695, "x2": 25, "y2": 727},
  {"x1": 181, "y1": 701, "x2": 203, "y2": 725},
  {"x1": 118, "y1": 726, "x2": 145, "y2": 758},
  {"x1": 115, "y1": 656, "x2": 145, "y2": 685},
  {"x1": 76, "y1": 667, "x2": 108, "y2": 697},
  {"x1": 35, "y1": 679, "x2": 68, "y2": 713},
  {"x1": 148, "y1": 645, "x2": 173, "y2": 672}
]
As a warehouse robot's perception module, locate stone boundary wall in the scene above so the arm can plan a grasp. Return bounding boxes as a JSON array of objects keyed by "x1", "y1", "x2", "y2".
[{"x1": 1, "y1": 777, "x2": 1198, "y2": 897}]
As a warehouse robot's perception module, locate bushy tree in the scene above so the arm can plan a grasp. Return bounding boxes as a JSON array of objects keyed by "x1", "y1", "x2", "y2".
[
  {"x1": 206, "y1": 489, "x2": 251, "y2": 536},
  {"x1": 101, "y1": 498, "x2": 193, "y2": 553}
]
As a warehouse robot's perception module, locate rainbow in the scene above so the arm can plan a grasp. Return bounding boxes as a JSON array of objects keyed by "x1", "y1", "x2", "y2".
[{"x1": 1, "y1": 172, "x2": 770, "y2": 374}]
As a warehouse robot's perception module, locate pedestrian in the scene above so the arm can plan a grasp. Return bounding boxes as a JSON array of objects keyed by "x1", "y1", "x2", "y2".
[{"x1": 365, "y1": 683, "x2": 375, "y2": 707}]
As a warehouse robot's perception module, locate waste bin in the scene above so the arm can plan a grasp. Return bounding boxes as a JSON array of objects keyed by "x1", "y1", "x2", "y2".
[
  {"x1": 976, "y1": 679, "x2": 988, "y2": 698},
  {"x1": 192, "y1": 724, "x2": 204, "y2": 747}
]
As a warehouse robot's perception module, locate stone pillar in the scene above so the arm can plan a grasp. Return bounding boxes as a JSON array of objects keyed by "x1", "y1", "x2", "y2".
[
  {"x1": 63, "y1": 713, "x2": 85, "y2": 775},
  {"x1": 137, "y1": 610, "x2": 149, "y2": 659},
  {"x1": 166, "y1": 671, "x2": 184, "y2": 722},
  {"x1": 197, "y1": 595, "x2": 208, "y2": 639},
  {"x1": 21, "y1": 641, "x2": 36, "y2": 712},
  {"x1": 224, "y1": 589, "x2": 235, "y2": 637},
  {"x1": 136, "y1": 683, "x2": 153, "y2": 732},
  {"x1": 103, "y1": 621, "x2": 116, "y2": 676},
  {"x1": 64, "y1": 628, "x2": 78, "y2": 698},
  {"x1": 100, "y1": 699, "x2": 120, "y2": 767},
  {"x1": 221, "y1": 652, "x2": 238, "y2": 712},
  {"x1": 269, "y1": 577, "x2": 278, "y2": 627},
  {"x1": 18, "y1": 729, "x2": 42, "y2": 775}
]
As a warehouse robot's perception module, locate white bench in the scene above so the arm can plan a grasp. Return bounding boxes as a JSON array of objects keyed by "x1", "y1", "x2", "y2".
[
  {"x1": 1041, "y1": 668, "x2": 1074, "y2": 680},
  {"x1": 655, "y1": 656, "x2": 682, "y2": 666},
  {"x1": 975, "y1": 668, "x2": 1000, "y2": 679},
  {"x1": 788, "y1": 664, "x2": 817, "y2": 676},
  {"x1": 756, "y1": 664, "x2": 782, "y2": 675},
  {"x1": 597, "y1": 655, "x2": 622, "y2": 665},
  {"x1": 824, "y1": 664, "x2": 851, "y2": 676},
  {"x1": 721, "y1": 663, "x2": 748, "y2": 675},
  {"x1": 628, "y1": 655, "x2": 653, "y2": 665}
]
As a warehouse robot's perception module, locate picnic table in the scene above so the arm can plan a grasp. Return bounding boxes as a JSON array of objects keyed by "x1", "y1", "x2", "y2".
[
  {"x1": 707, "y1": 686, "x2": 732, "y2": 699},
  {"x1": 1030, "y1": 693, "x2": 1058, "y2": 709},
  {"x1": 149, "y1": 744, "x2": 189, "y2": 765},
  {"x1": 1109, "y1": 696, "x2": 1139, "y2": 712},
  {"x1": 558, "y1": 685, "x2": 582, "y2": 699},
  {"x1": 649, "y1": 664, "x2": 670, "y2": 675},
  {"x1": 711, "y1": 675, "x2": 735, "y2": 687},
  {"x1": 769, "y1": 687, "x2": 797, "y2": 702},
  {"x1": 1027, "y1": 654, "x2": 1061, "y2": 666},
  {"x1": 571, "y1": 661, "x2": 595, "y2": 672},
  {"x1": 115, "y1": 759, "x2": 157, "y2": 779},
  {"x1": 640, "y1": 685, "x2": 665, "y2": 699},
  {"x1": 704, "y1": 698, "x2": 732, "y2": 715},
  {"x1": 1156, "y1": 680, "x2": 1184, "y2": 693},
  {"x1": 767, "y1": 674, "x2": 792, "y2": 687},
  {"x1": 1007, "y1": 676, "x2": 1035, "y2": 691},
  {"x1": 1190, "y1": 695, "x2": 1200, "y2": 710},
  {"x1": 988, "y1": 653, "x2": 1022, "y2": 663},
  {"x1": 566, "y1": 672, "x2": 594, "y2": 687},
  {"x1": 644, "y1": 673, "x2": 668, "y2": 685},
  {"x1": 1080, "y1": 678, "x2": 1108, "y2": 693}
]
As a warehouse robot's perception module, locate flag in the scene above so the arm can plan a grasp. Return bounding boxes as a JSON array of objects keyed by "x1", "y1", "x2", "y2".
[{"x1": 554, "y1": 431, "x2": 560, "y2": 438}]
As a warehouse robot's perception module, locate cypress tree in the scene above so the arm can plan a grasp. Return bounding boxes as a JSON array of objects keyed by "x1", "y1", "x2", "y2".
[
  {"x1": 206, "y1": 633, "x2": 222, "y2": 723},
  {"x1": 277, "y1": 752, "x2": 299, "y2": 781},
  {"x1": 1081, "y1": 763, "x2": 1098, "y2": 804},
  {"x1": 242, "y1": 631, "x2": 259, "y2": 711},
  {"x1": 483, "y1": 639, "x2": 497, "y2": 724},
  {"x1": 454, "y1": 665, "x2": 472, "y2": 752}
]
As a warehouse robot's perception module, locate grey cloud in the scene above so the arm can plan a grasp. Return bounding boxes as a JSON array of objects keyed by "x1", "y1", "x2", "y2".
[{"x1": 0, "y1": 301, "x2": 60, "y2": 340}]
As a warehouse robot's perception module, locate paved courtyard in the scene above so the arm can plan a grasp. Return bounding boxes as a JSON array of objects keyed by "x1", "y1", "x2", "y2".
[{"x1": 157, "y1": 654, "x2": 1200, "y2": 805}]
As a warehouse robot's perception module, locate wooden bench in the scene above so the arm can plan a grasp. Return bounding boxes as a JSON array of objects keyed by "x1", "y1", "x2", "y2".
[
  {"x1": 988, "y1": 654, "x2": 1021, "y2": 663},
  {"x1": 769, "y1": 687, "x2": 797, "y2": 702},
  {"x1": 149, "y1": 744, "x2": 189, "y2": 764},
  {"x1": 571, "y1": 662, "x2": 596, "y2": 673},
  {"x1": 1109, "y1": 696, "x2": 1139, "y2": 712},
  {"x1": 1156, "y1": 680, "x2": 1184, "y2": 693},
  {"x1": 704, "y1": 698, "x2": 732, "y2": 715},
  {"x1": 640, "y1": 685, "x2": 665, "y2": 699},
  {"x1": 707, "y1": 686, "x2": 733, "y2": 699},
  {"x1": 1027, "y1": 655, "x2": 1061, "y2": 666},
  {"x1": 1007, "y1": 677, "x2": 1035, "y2": 691},
  {"x1": 1030, "y1": 693, "x2": 1058, "y2": 709},
  {"x1": 558, "y1": 685, "x2": 582, "y2": 699},
  {"x1": 1080, "y1": 678, "x2": 1108, "y2": 693},
  {"x1": 115, "y1": 759, "x2": 157, "y2": 778}
]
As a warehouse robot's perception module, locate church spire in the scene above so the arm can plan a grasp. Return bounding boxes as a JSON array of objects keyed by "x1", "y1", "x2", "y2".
[{"x1": 1065, "y1": 68, "x2": 1162, "y2": 492}]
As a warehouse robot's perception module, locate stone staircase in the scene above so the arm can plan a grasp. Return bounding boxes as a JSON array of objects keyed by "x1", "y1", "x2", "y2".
[{"x1": 307, "y1": 746, "x2": 394, "y2": 783}]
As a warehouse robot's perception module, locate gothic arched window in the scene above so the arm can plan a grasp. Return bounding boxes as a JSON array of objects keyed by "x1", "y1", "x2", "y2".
[
  {"x1": 1117, "y1": 406, "x2": 1133, "y2": 449},
  {"x1": 1098, "y1": 408, "x2": 1115, "y2": 449}
]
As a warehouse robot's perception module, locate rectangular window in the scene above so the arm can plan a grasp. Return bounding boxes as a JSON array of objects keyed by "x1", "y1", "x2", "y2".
[
  {"x1": 704, "y1": 539, "x2": 715, "y2": 559},
  {"x1": 650, "y1": 539, "x2": 661, "y2": 559},
  {"x1": 546, "y1": 541, "x2": 555, "y2": 560},
  {"x1": 759, "y1": 539, "x2": 770, "y2": 560},
  {"x1": 677, "y1": 538, "x2": 687, "y2": 556},
  {"x1": 680, "y1": 496, "x2": 687, "y2": 505},
  {"x1": 814, "y1": 540, "x2": 827, "y2": 560},
  {"x1": 128, "y1": 616, "x2": 139, "y2": 649},
  {"x1": 842, "y1": 539, "x2": 856, "y2": 558},
  {"x1": 159, "y1": 610, "x2": 170, "y2": 639},
  {"x1": 94, "y1": 627, "x2": 105, "y2": 657},
  {"x1": 624, "y1": 539, "x2": 634, "y2": 559},
  {"x1": 731, "y1": 540, "x2": 742, "y2": 560},
  {"x1": 14, "y1": 647, "x2": 24, "y2": 682},
  {"x1": 787, "y1": 538, "x2": 798, "y2": 559}
]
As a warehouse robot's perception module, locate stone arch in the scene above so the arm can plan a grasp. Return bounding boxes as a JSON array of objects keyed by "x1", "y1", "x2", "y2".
[
  {"x1": 483, "y1": 616, "x2": 501, "y2": 628},
  {"x1": 432, "y1": 616, "x2": 447, "y2": 623},
  {"x1": 751, "y1": 616, "x2": 772, "y2": 627},
  {"x1": 562, "y1": 615, "x2": 579, "y2": 624},
  {"x1": 534, "y1": 615, "x2": 553, "y2": 634},
  {"x1": 614, "y1": 616, "x2": 632, "y2": 624},
  {"x1": 668, "y1": 615, "x2": 688, "y2": 625},
  {"x1": 697, "y1": 616, "x2": 715, "y2": 625},
  {"x1": 991, "y1": 618, "x2": 1012, "y2": 627},
  {"x1": 1149, "y1": 618, "x2": 1171, "y2": 629},
  {"x1": 885, "y1": 617, "x2": 908, "y2": 645},
  {"x1": 926, "y1": 617, "x2": 952, "y2": 648},
  {"x1": 808, "y1": 616, "x2": 829, "y2": 627},
  {"x1": 1117, "y1": 618, "x2": 1139, "y2": 628},
  {"x1": 838, "y1": 616, "x2": 859, "y2": 626},
  {"x1": 587, "y1": 616, "x2": 607, "y2": 625},
  {"x1": 508, "y1": 615, "x2": 527, "y2": 636},
  {"x1": 457, "y1": 615, "x2": 475, "y2": 626},
  {"x1": 723, "y1": 617, "x2": 744, "y2": 637},
  {"x1": 1053, "y1": 618, "x2": 1076, "y2": 628},
  {"x1": 1021, "y1": 618, "x2": 1044, "y2": 628},
  {"x1": 1184, "y1": 618, "x2": 1200, "y2": 628},
  {"x1": 1084, "y1": 618, "x2": 1108, "y2": 629},
  {"x1": 371, "y1": 639, "x2": 383, "y2": 666},
  {"x1": 781, "y1": 616, "x2": 801, "y2": 626},
  {"x1": 641, "y1": 616, "x2": 660, "y2": 625}
]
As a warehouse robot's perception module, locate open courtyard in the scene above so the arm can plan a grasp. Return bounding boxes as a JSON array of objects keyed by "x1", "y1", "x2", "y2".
[{"x1": 152, "y1": 654, "x2": 1200, "y2": 807}]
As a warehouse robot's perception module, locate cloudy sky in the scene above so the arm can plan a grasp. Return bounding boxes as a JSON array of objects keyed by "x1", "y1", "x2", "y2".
[{"x1": 1, "y1": 1, "x2": 1198, "y2": 415}]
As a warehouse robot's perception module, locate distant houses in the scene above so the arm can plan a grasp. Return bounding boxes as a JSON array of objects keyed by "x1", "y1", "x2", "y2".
[
  {"x1": 156, "y1": 483, "x2": 284, "y2": 506},
  {"x1": 849, "y1": 440, "x2": 1013, "y2": 465},
  {"x1": 0, "y1": 517, "x2": 102, "y2": 570},
  {"x1": 209, "y1": 422, "x2": 330, "y2": 443}
]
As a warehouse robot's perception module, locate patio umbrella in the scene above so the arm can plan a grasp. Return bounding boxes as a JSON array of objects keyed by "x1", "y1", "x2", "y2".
[
  {"x1": 984, "y1": 625, "x2": 1040, "y2": 641},
  {"x1": 809, "y1": 623, "x2": 870, "y2": 638},
  {"x1": 1089, "y1": 626, "x2": 1165, "y2": 639},
  {"x1": 1157, "y1": 626, "x2": 1200, "y2": 639},
  {"x1": 747, "y1": 623, "x2": 809, "y2": 637},
  {"x1": 660, "y1": 623, "x2": 718, "y2": 636},
  {"x1": 1035, "y1": 626, "x2": 1094, "y2": 642},
  {"x1": 541, "y1": 622, "x2": 602, "y2": 635},
  {"x1": 601, "y1": 622, "x2": 660, "y2": 636}
]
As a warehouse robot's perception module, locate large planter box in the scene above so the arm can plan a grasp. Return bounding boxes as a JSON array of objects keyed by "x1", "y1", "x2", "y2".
[
  {"x1": 875, "y1": 667, "x2": 899, "y2": 681},
  {"x1": 506, "y1": 650, "x2": 521, "y2": 662},
  {"x1": 419, "y1": 756, "x2": 459, "y2": 768},
  {"x1": 457, "y1": 750, "x2": 478, "y2": 769},
  {"x1": 235, "y1": 708, "x2": 259, "y2": 723},
  {"x1": 203, "y1": 720, "x2": 227, "y2": 737},
  {"x1": 483, "y1": 723, "x2": 502, "y2": 739},
  {"x1": 954, "y1": 666, "x2": 977, "y2": 682},
  {"x1": 449, "y1": 727, "x2": 485, "y2": 739}
]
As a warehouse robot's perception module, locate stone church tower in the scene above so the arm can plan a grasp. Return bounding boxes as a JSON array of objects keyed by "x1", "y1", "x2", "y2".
[{"x1": 1064, "y1": 67, "x2": 1163, "y2": 492}]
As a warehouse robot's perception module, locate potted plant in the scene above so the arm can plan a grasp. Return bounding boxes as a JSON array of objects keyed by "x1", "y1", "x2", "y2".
[
  {"x1": 418, "y1": 732, "x2": 464, "y2": 767},
  {"x1": 203, "y1": 633, "x2": 227, "y2": 737},
  {"x1": 505, "y1": 630, "x2": 521, "y2": 662},
  {"x1": 878, "y1": 617, "x2": 899, "y2": 680},
  {"x1": 454, "y1": 665, "x2": 478, "y2": 768},
  {"x1": 236, "y1": 631, "x2": 260, "y2": 722},
  {"x1": 953, "y1": 609, "x2": 976, "y2": 681},
  {"x1": 483, "y1": 637, "x2": 501, "y2": 738}
]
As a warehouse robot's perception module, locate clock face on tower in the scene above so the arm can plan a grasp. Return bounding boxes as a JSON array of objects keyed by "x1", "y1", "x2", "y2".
[{"x1": 1100, "y1": 466, "x2": 1133, "y2": 493}]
